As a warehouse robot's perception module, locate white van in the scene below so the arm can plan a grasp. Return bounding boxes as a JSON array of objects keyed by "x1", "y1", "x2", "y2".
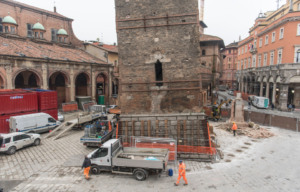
[
  {"x1": 251, "y1": 96, "x2": 269, "y2": 109},
  {"x1": 10, "y1": 113, "x2": 61, "y2": 133}
]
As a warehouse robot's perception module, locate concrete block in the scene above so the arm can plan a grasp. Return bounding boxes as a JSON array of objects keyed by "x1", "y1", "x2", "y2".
[
  {"x1": 139, "y1": 117, "x2": 157, "y2": 121},
  {"x1": 134, "y1": 131, "x2": 141, "y2": 136},
  {"x1": 170, "y1": 121, "x2": 178, "y2": 126},
  {"x1": 135, "y1": 127, "x2": 141, "y2": 131},
  {"x1": 190, "y1": 155, "x2": 199, "y2": 159},
  {"x1": 198, "y1": 116, "x2": 205, "y2": 120},
  {"x1": 131, "y1": 118, "x2": 139, "y2": 121},
  {"x1": 135, "y1": 122, "x2": 141, "y2": 126},
  {"x1": 119, "y1": 118, "x2": 132, "y2": 121},
  {"x1": 188, "y1": 116, "x2": 198, "y2": 120},
  {"x1": 199, "y1": 154, "x2": 210, "y2": 159},
  {"x1": 157, "y1": 117, "x2": 177, "y2": 121},
  {"x1": 177, "y1": 116, "x2": 187, "y2": 120},
  {"x1": 171, "y1": 130, "x2": 177, "y2": 135}
]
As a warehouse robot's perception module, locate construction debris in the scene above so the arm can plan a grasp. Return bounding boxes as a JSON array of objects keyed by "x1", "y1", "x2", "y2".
[{"x1": 217, "y1": 123, "x2": 275, "y2": 139}]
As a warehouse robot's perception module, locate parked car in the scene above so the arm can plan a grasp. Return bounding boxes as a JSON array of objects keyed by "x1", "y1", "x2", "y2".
[
  {"x1": 58, "y1": 113, "x2": 64, "y2": 122},
  {"x1": 0, "y1": 132, "x2": 42, "y2": 155},
  {"x1": 228, "y1": 91, "x2": 234, "y2": 96},
  {"x1": 10, "y1": 113, "x2": 61, "y2": 133}
]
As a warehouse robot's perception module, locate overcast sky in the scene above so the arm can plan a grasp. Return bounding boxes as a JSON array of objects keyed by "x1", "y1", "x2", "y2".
[{"x1": 16, "y1": 0, "x2": 286, "y2": 46}]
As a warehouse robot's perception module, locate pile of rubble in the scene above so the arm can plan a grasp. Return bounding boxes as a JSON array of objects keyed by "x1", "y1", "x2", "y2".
[{"x1": 217, "y1": 122, "x2": 275, "y2": 139}]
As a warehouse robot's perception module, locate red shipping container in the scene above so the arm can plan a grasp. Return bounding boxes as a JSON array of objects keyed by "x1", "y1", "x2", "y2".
[
  {"x1": 0, "y1": 91, "x2": 38, "y2": 115},
  {"x1": 0, "y1": 111, "x2": 36, "y2": 133},
  {"x1": 39, "y1": 108, "x2": 58, "y2": 120},
  {"x1": 36, "y1": 90, "x2": 58, "y2": 110}
]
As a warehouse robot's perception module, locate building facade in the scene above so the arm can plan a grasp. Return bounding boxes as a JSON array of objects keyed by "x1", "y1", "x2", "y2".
[
  {"x1": 220, "y1": 42, "x2": 238, "y2": 89},
  {"x1": 0, "y1": 0, "x2": 116, "y2": 108},
  {"x1": 236, "y1": 0, "x2": 300, "y2": 111}
]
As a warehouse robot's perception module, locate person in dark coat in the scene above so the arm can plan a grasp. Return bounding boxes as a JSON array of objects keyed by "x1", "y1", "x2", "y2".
[
  {"x1": 82, "y1": 155, "x2": 92, "y2": 179},
  {"x1": 271, "y1": 103, "x2": 274, "y2": 110}
]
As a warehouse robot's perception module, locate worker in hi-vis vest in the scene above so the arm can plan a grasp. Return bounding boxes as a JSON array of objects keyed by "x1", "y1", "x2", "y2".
[
  {"x1": 232, "y1": 122, "x2": 237, "y2": 136},
  {"x1": 174, "y1": 160, "x2": 188, "y2": 186}
]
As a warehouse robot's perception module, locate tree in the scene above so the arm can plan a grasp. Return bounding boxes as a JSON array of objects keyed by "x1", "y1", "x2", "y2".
[{"x1": 96, "y1": 38, "x2": 100, "y2": 42}]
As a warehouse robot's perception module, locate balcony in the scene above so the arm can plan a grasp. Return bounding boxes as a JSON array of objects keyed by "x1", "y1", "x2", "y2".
[{"x1": 249, "y1": 48, "x2": 257, "y2": 55}]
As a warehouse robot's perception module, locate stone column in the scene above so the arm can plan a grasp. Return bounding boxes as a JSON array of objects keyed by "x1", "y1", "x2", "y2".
[
  {"x1": 272, "y1": 83, "x2": 276, "y2": 105},
  {"x1": 91, "y1": 69, "x2": 96, "y2": 101},
  {"x1": 245, "y1": 82, "x2": 248, "y2": 94},
  {"x1": 70, "y1": 67, "x2": 75, "y2": 101},
  {"x1": 266, "y1": 82, "x2": 270, "y2": 98},
  {"x1": 5, "y1": 65, "x2": 13, "y2": 89},
  {"x1": 260, "y1": 82, "x2": 263, "y2": 96},
  {"x1": 108, "y1": 67, "x2": 112, "y2": 105},
  {"x1": 42, "y1": 65, "x2": 48, "y2": 90},
  {"x1": 253, "y1": 82, "x2": 260, "y2": 96},
  {"x1": 278, "y1": 83, "x2": 289, "y2": 111},
  {"x1": 65, "y1": 85, "x2": 71, "y2": 103},
  {"x1": 249, "y1": 82, "x2": 254, "y2": 94},
  {"x1": 241, "y1": 81, "x2": 244, "y2": 92}
]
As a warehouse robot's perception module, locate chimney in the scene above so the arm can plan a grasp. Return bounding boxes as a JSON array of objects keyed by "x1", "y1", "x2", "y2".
[
  {"x1": 54, "y1": 6, "x2": 56, "y2": 13},
  {"x1": 114, "y1": 42, "x2": 116, "y2": 46},
  {"x1": 289, "y1": 0, "x2": 294, "y2": 12},
  {"x1": 239, "y1": 35, "x2": 241, "y2": 42}
]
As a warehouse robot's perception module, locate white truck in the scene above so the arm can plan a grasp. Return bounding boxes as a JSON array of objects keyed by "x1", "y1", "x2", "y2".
[
  {"x1": 10, "y1": 113, "x2": 61, "y2": 133},
  {"x1": 88, "y1": 138, "x2": 169, "y2": 181},
  {"x1": 251, "y1": 96, "x2": 269, "y2": 109}
]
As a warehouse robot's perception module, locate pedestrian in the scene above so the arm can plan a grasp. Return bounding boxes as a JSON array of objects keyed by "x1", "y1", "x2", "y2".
[
  {"x1": 231, "y1": 122, "x2": 237, "y2": 136},
  {"x1": 248, "y1": 100, "x2": 251, "y2": 109},
  {"x1": 174, "y1": 160, "x2": 188, "y2": 186},
  {"x1": 288, "y1": 104, "x2": 293, "y2": 112},
  {"x1": 271, "y1": 103, "x2": 274, "y2": 110},
  {"x1": 82, "y1": 155, "x2": 91, "y2": 180}
]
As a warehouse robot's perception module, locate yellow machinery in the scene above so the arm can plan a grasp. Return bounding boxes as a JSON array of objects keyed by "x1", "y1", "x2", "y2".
[{"x1": 207, "y1": 99, "x2": 231, "y2": 121}]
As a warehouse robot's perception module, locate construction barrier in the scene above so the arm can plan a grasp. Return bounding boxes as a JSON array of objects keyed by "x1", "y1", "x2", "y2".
[{"x1": 62, "y1": 102, "x2": 78, "y2": 112}]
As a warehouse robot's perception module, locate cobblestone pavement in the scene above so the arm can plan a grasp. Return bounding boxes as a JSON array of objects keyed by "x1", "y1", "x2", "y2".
[{"x1": 1, "y1": 122, "x2": 300, "y2": 191}]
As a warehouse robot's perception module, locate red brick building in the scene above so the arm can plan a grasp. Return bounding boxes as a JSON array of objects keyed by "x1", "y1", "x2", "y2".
[
  {"x1": 0, "y1": 0, "x2": 116, "y2": 108},
  {"x1": 220, "y1": 42, "x2": 238, "y2": 89}
]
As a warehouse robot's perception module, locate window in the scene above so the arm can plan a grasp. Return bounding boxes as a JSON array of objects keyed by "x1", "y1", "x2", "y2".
[
  {"x1": 252, "y1": 55, "x2": 256, "y2": 68},
  {"x1": 228, "y1": 64, "x2": 231, "y2": 69},
  {"x1": 244, "y1": 59, "x2": 247, "y2": 69},
  {"x1": 298, "y1": 3, "x2": 300, "y2": 11},
  {"x1": 27, "y1": 24, "x2": 33, "y2": 37},
  {"x1": 0, "y1": 137, "x2": 11, "y2": 144},
  {"x1": 258, "y1": 55, "x2": 261, "y2": 67},
  {"x1": 296, "y1": 49, "x2": 300, "y2": 63},
  {"x1": 248, "y1": 58, "x2": 251, "y2": 68},
  {"x1": 279, "y1": 28, "x2": 284, "y2": 39},
  {"x1": 48, "y1": 118, "x2": 56, "y2": 123},
  {"x1": 13, "y1": 135, "x2": 22, "y2": 141},
  {"x1": 22, "y1": 135, "x2": 31, "y2": 139},
  {"x1": 242, "y1": 47, "x2": 244, "y2": 54},
  {"x1": 0, "y1": 18, "x2": 3, "y2": 33},
  {"x1": 237, "y1": 61, "x2": 239, "y2": 70},
  {"x1": 59, "y1": 37, "x2": 62, "y2": 42},
  {"x1": 155, "y1": 60, "x2": 163, "y2": 86},
  {"x1": 265, "y1": 35, "x2": 269, "y2": 45},
  {"x1": 64, "y1": 37, "x2": 66, "y2": 43},
  {"x1": 245, "y1": 45, "x2": 247, "y2": 53},
  {"x1": 228, "y1": 57, "x2": 231, "y2": 62},
  {"x1": 272, "y1": 32, "x2": 276, "y2": 42},
  {"x1": 298, "y1": 24, "x2": 300, "y2": 36},
  {"x1": 40, "y1": 32, "x2": 43, "y2": 39},
  {"x1": 229, "y1": 50, "x2": 231, "y2": 54},
  {"x1": 270, "y1": 51, "x2": 274, "y2": 65},
  {"x1": 35, "y1": 32, "x2": 39, "y2": 38},
  {"x1": 238, "y1": 49, "x2": 240, "y2": 55},
  {"x1": 277, "y1": 49, "x2": 282, "y2": 64},
  {"x1": 10, "y1": 27, "x2": 15, "y2": 34},
  {"x1": 264, "y1": 53, "x2": 267, "y2": 66},
  {"x1": 5, "y1": 26, "x2": 8, "y2": 33},
  {"x1": 51, "y1": 29, "x2": 58, "y2": 42},
  {"x1": 202, "y1": 50, "x2": 206, "y2": 55},
  {"x1": 259, "y1": 38, "x2": 262, "y2": 47},
  {"x1": 254, "y1": 40, "x2": 257, "y2": 48},
  {"x1": 255, "y1": 31, "x2": 257, "y2": 35},
  {"x1": 94, "y1": 148, "x2": 108, "y2": 158}
]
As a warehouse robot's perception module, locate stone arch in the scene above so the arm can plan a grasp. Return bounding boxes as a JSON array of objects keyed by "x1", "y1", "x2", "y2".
[
  {"x1": 262, "y1": 76, "x2": 268, "y2": 83},
  {"x1": 12, "y1": 68, "x2": 43, "y2": 88},
  {"x1": 268, "y1": 75, "x2": 275, "y2": 83},
  {"x1": 75, "y1": 72, "x2": 91, "y2": 96},
  {"x1": 95, "y1": 71, "x2": 109, "y2": 104},
  {"x1": 49, "y1": 70, "x2": 70, "y2": 85},
  {"x1": 287, "y1": 75, "x2": 300, "y2": 83},
  {"x1": 256, "y1": 76, "x2": 262, "y2": 82},
  {"x1": 275, "y1": 75, "x2": 281, "y2": 83},
  {"x1": 74, "y1": 71, "x2": 91, "y2": 85},
  {"x1": 0, "y1": 72, "x2": 7, "y2": 89}
]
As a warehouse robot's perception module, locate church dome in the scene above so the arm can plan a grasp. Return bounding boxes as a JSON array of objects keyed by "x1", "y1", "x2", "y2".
[
  {"x1": 33, "y1": 20, "x2": 45, "y2": 31},
  {"x1": 57, "y1": 27, "x2": 68, "y2": 35},
  {"x1": 2, "y1": 13, "x2": 17, "y2": 25}
]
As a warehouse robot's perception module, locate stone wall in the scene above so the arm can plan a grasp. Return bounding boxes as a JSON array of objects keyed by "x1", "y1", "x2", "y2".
[{"x1": 116, "y1": 0, "x2": 209, "y2": 114}]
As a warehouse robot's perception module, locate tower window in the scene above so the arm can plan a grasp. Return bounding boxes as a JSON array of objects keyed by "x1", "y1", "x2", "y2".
[
  {"x1": 51, "y1": 29, "x2": 58, "y2": 42},
  {"x1": 27, "y1": 24, "x2": 33, "y2": 37},
  {"x1": 0, "y1": 18, "x2": 3, "y2": 33},
  {"x1": 202, "y1": 50, "x2": 206, "y2": 55},
  {"x1": 40, "y1": 32, "x2": 43, "y2": 39},
  {"x1": 10, "y1": 27, "x2": 15, "y2": 34},
  {"x1": 155, "y1": 60, "x2": 163, "y2": 86},
  {"x1": 5, "y1": 26, "x2": 8, "y2": 33}
]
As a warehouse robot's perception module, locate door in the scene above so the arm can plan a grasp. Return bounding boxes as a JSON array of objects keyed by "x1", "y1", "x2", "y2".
[
  {"x1": 35, "y1": 116, "x2": 49, "y2": 133},
  {"x1": 12, "y1": 135, "x2": 23, "y2": 149},
  {"x1": 91, "y1": 147, "x2": 111, "y2": 166},
  {"x1": 47, "y1": 117, "x2": 57, "y2": 130},
  {"x1": 21, "y1": 134, "x2": 32, "y2": 147}
]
